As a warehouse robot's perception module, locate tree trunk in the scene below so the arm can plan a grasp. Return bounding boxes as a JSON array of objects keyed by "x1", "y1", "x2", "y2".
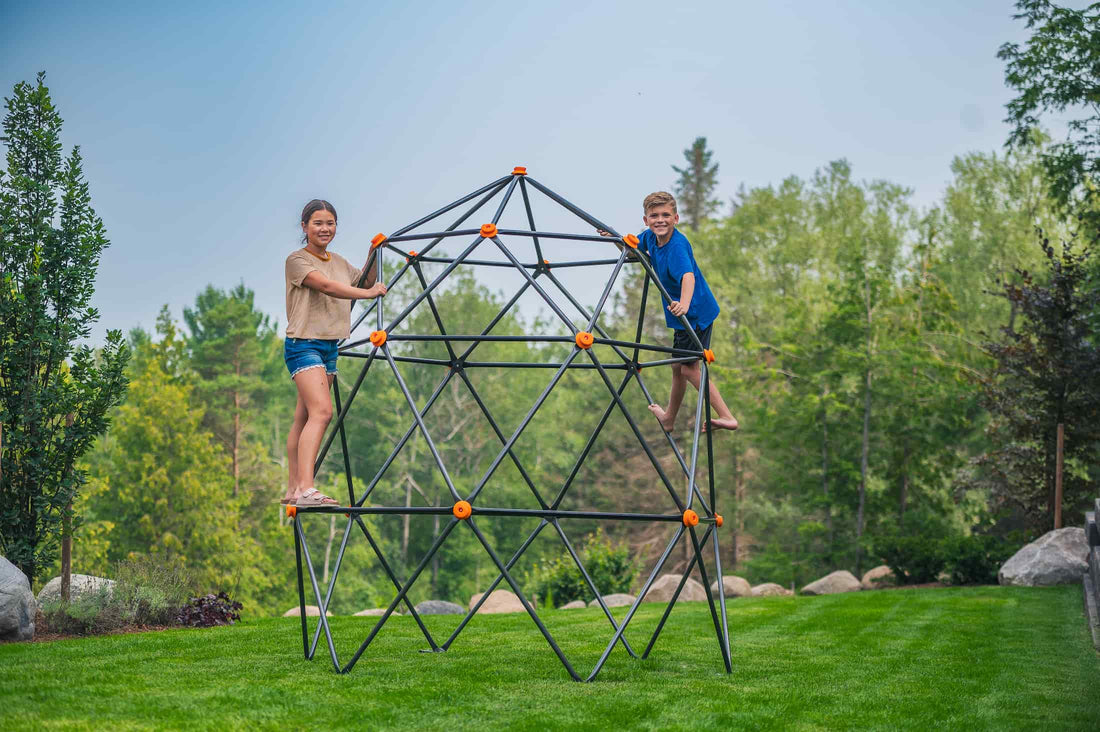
[
  {"x1": 899, "y1": 441, "x2": 910, "y2": 527},
  {"x1": 821, "y1": 386, "x2": 833, "y2": 563},
  {"x1": 232, "y1": 361, "x2": 241, "y2": 497},
  {"x1": 61, "y1": 503, "x2": 71, "y2": 603},
  {"x1": 856, "y1": 271, "x2": 872, "y2": 576},
  {"x1": 402, "y1": 480, "x2": 412, "y2": 561}
]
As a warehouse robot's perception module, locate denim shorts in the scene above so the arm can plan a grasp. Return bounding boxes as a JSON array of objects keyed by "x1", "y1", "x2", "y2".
[
  {"x1": 672, "y1": 323, "x2": 713, "y2": 358},
  {"x1": 284, "y1": 337, "x2": 339, "y2": 379}
]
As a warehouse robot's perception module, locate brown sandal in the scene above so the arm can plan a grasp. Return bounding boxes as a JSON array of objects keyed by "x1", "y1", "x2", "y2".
[{"x1": 296, "y1": 488, "x2": 339, "y2": 507}]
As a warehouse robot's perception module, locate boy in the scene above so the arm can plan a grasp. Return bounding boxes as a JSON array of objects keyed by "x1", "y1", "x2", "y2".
[{"x1": 604, "y1": 191, "x2": 738, "y2": 432}]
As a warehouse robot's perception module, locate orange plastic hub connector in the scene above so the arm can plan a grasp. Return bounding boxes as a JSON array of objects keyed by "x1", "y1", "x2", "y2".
[
  {"x1": 715, "y1": 514, "x2": 724, "y2": 527},
  {"x1": 369, "y1": 330, "x2": 387, "y2": 347},
  {"x1": 512, "y1": 166, "x2": 527, "y2": 175},
  {"x1": 286, "y1": 505, "x2": 297, "y2": 518},
  {"x1": 480, "y1": 223, "x2": 498, "y2": 238},
  {"x1": 371, "y1": 233, "x2": 387, "y2": 249},
  {"x1": 406, "y1": 250, "x2": 417, "y2": 263},
  {"x1": 452, "y1": 500, "x2": 472, "y2": 520},
  {"x1": 622, "y1": 234, "x2": 639, "y2": 249},
  {"x1": 682, "y1": 509, "x2": 699, "y2": 527},
  {"x1": 575, "y1": 331, "x2": 594, "y2": 349},
  {"x1": 703, "y1": 349, "x2": 715, "y2": 363}
]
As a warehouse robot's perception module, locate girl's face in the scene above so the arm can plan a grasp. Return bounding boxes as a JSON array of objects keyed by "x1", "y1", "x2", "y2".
[{"x1": 302, "y1": 209, "x2": 337, "y2": 249}]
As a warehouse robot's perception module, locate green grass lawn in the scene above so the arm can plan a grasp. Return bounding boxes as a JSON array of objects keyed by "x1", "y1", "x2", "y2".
[{"x1": 2, "y1": 585, "x2": 1097, "y2": 730}]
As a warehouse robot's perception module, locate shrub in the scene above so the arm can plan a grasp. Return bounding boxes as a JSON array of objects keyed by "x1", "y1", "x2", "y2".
[
  {"x1": 38, "y1": 555, "x2": 192, "y2": 635},
  {"x1": 875, "y1": 534, "x2": 947, "y2": 585},
  {"x1": 526, "y1": 530, "x2": 639, "y2": 607},
  {"x1": 942, "y1": 534, "x2": 1021, "y2": 586},
  {"x1": 177, "y1": 592, "x2": 242, "y2": 627}
]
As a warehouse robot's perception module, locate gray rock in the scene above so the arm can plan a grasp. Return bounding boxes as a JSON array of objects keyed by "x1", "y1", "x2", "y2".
[
  {"x1": 643, "y1": 573, "x2": 707, "y2": 603},
  {"x1": 588, "y1": 593, "x2": 635, "y2": 608},
  {"x1": 37, "y1": 574, "x2": 115, "y2": 605},
  {"x1": 354, "y1": 608, "x2": 401, "y2": 616},
  {"x1": 559, "y1": 600, "x2": 587, "y2": 610},
  {"x1": 282, "y1": 605, "x2": 332, "y2": 617},
  {"x1": 469, "y1": 589, "x2": 527, "y2": 614},
  {"x1": 751, "y1": 582, "x2": 793, "y2": 597},
  {"x1": 802, "y1": 570, "x2": 861, "y2": 595},
  {"x1": 710, "y1": 575, "x2": 751, "y2": 598},
  {"x1": 861, "y1": 565, "x2": 896, "y2": 590},
  {"x1": 414, "y1": 600, "x2": 464, "y2": 615},
  {"x1": 0, "y1": 557, "x2": 35, "y2": 641},
  {"x1": 999, "y1": 527, "x2": 1089, "y2": 587}
]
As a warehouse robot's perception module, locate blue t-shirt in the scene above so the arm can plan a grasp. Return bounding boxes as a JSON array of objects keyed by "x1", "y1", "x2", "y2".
[{"x1": 638, "y1": 228, "x2": 719, "y2": 331}]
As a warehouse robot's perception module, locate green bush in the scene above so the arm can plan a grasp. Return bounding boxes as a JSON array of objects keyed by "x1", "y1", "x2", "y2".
[
  {"x1": 38, "y1": 555, "x2": 192, "y2": 635},
  {"x1": 942, "y1": 534, "x2": 1020, "y2": 586},
  {"x1": 526, "y1": 530, "x2": 639, "y2": 608},
  {"x1": 875, "y1": 534, "x2": 947, "y2": 585}
]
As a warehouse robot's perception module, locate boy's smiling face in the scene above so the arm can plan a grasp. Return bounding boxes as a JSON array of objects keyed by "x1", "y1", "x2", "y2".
[{"x1": 643, "y1": 203, "x2": 679, "y2": 244}]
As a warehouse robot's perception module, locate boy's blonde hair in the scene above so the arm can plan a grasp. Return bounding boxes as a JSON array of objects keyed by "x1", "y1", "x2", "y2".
[{"x1": 643, "y1": 191, "x2": 677, "y2": 214}]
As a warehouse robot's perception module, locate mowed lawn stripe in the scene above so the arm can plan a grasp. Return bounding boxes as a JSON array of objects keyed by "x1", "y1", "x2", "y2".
[{"x1": 1, "y1": 585, "x2": 1096, "y2": 730}]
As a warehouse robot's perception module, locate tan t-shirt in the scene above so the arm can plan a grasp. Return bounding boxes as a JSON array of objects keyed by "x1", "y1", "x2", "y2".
[{"x1": 285, "y1": 249, "x2": 366, "y2": 340}]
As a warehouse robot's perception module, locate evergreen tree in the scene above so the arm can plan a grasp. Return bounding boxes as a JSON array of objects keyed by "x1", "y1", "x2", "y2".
[
  {"x1": 182, "y1": 283, "x2": 279, "y2": 496},
  {"x1": 672, "y1": 137, "x2": 721, "y2": 229},
  {"x1": 0, "y1": 73, "x2": 129, "y2": 581}
]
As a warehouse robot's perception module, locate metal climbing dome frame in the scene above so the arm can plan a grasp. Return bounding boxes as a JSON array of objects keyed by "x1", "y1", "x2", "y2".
[{"x1": 288, "y1": 167, "x2": 733, "y2": 681}]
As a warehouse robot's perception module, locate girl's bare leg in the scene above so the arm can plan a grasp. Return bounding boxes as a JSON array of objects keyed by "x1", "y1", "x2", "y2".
[
  {"x1": 284, "y1": 392, "x2": 309, "y2": 502},
  {"x1": 290, "y1": 367, "x2": 335, "y2": 499}
]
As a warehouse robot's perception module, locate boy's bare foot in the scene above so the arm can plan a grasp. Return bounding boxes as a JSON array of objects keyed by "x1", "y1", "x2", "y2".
[
  {"x1": 706, "y1": 416, "x2": 739, "y2": 432},
  {"x1": 648, "y1": 403, "x2": 676, "y2": 432}
]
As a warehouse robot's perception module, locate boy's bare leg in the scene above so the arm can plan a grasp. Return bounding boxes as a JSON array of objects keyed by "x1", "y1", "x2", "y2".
[
  {"x1": 649, "y1": 364, "x2": 687, "y2": 432},
  {"x1": 681, "y1": 361, "x2": 739, "y2": 431},
  {"x1": 284, "y1": 393, "x2": 309, "y2": 502},
  {"x1": 291, "y1": 368, "x2": 335, "y2": 498}
]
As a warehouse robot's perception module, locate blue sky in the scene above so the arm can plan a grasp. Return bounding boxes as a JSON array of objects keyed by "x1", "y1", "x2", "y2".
[{"x1": 1, "y1": 1, "x2": 1047, "y2": 343}]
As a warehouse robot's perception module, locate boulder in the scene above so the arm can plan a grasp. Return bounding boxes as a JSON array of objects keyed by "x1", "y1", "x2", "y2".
[
  {"x1": 469, "y1": 590, "x2": 526, "y2": 614},
  {"x1": 282, "y1": 605, "x2": 332, "y2": 617},
  {"x1": 711, "y1": 575, "x2": 751, "y2": 598},
  {"x1": 801, "y1": 570, "x2": 861, "y2": 596},
  {"x1": 998, "y1": 527, "x2": 1088, "y2": 587},
  {"x1": 643, "y1": 574, "x2": 707, "y2": 603},
  {"x1": 588, "y1": 593, "x2": 635, "y2": 608},
  {"x1": 751, "y1": 582, "x2": 793, "y2": 597},
  {"x1": 559, "y1": 600, "x2": 587, "y2": 610},
  {"x1": 354, "y1": 608, "x2": 401, "y2": 616},
  {"x1": 37, "y1": 574, "x2": 115, "y2": 605},
  {"x1": 414, "y1": 600, "x2": 464, "y2": 615},
  {"x1": 861, "y1": 565, "x2": 896, "y2": 590},
  {"x1": 0, "y1": 557, "x2": 35, "y2": 641}
]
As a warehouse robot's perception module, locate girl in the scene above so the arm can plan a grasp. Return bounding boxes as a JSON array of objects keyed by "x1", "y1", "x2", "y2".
[{"x1": 283, "y1": 199, "x2": 387, "y2": 507}]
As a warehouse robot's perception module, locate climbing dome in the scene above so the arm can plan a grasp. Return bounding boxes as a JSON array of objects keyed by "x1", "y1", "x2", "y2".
[{"x1": 288, "y1": 167, "x2": 732, "y2": 681}]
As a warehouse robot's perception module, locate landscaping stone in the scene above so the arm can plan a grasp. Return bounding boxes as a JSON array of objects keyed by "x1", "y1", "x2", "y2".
[
  {"x1": 710, "y1": 575, "x2": 751, "y2": 598},
  {"x1": 801, "y1": 570, "x2": 861, "y2": 595},
  {"x1": 559, "y1": 600, "x2": 587, "y2": 610},
  {"x1": 0, "y1": 557, "x2": 35, "y2": 642},
  {"x1": 37, "y1": 574, "x2": 115, "y2": 605},
  {"x1": 282, "y1": 605, "x2": 332, "y2": 617},
  {"x1": 643, "y1": 574, "x2": 706, "y2": 603},
  {"x1": 861, "y1": 565, "x2": 896, "y2": 590},
  {"x1": 414, "y1": 600, "x2": 464, "y2": 615},
  {"x1": 998, "y1": 527, "x2": 1088, "y2": 587},
  {"x1": 588, "y1": 593, "x2": 635, "y2": 608},
  {"x1": 751, "y1": 582, "x2": 792, "y2": 597},
  {"x1": 354, "y1": 608, "x2": 401, "y2": 616},
  {"x1": 469, "y1": 589, "x2": 526, "y2": 614}
]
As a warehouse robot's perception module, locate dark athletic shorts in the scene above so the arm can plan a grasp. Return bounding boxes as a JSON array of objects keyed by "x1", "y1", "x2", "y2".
[{"x1": 672, "y1": 323, "x2": 712, "y2": 359}]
